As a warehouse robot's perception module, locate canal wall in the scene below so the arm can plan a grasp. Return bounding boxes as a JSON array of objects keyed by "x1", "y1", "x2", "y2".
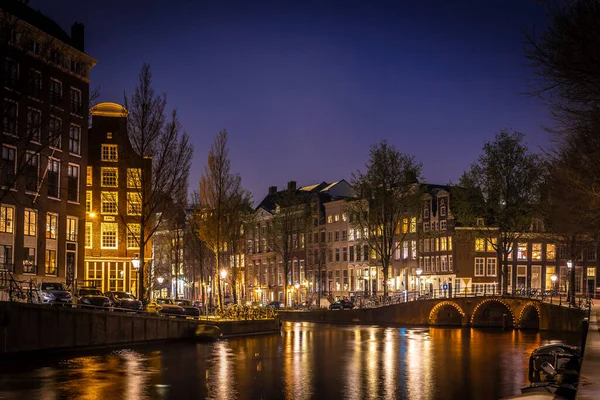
[
  {"x1": 576, "y1": 305, "x2": 600, "y2": 399},
  {"x1": 0, "y1": 302, "x2": 280, "y2": 355}
]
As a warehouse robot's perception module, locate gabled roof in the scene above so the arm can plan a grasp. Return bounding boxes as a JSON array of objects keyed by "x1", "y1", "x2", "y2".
[{"x1": 256, "y1": 180, "x2": 350, "y2": 214}]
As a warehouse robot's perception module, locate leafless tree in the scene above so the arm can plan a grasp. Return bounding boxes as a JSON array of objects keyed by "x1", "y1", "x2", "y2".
[
  {"x1": 198, "y1": 130, "x2": 248, "y2": 310},
  {"x1": 116, "y1": 63, "x2": 193, "y2": 305},
  {"x1": 346, "y1": 140, "x2": 423, "y2": 299}
]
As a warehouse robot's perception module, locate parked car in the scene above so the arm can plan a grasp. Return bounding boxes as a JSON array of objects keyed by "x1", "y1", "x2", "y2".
[
  {"x1": 175, "y1": 299, "x2": 201, "y2": 317},
  {"x1": 105, "y1": 291, "x2": 143, "y2": 311},
  {"x1": 74, "y1": 288, "x2": 111, "y2": 309},
  {"x1": 37, "y1": 282, "x2": 72, "y2": 305},
  {"x1": 146, "y1": 298, "x2": 185, "y2": 316},
  {"x1": 329, "y1": 300, "x2": 354, "y2": 310},
  {"x1": 266, "y1": 301, "x2": 284, "y2": 310}
]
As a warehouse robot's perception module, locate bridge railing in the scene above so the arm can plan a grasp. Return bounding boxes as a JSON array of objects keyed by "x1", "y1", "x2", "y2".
[{"x1": 353, "y1": 288, "x2": 592, "y2": 311}]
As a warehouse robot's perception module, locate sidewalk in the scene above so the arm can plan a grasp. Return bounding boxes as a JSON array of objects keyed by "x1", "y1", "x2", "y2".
[{"x1": 576, "y1": 304, "x2": 600, "y2": 399}]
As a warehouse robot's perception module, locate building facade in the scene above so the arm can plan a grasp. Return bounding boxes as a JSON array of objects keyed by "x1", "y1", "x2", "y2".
[
  {"x1": 84, "y1": 102, "x2": 151, "y2": 296},
  {"x1": 1, "y1": 0, "x2": 96, "y2": 287}
]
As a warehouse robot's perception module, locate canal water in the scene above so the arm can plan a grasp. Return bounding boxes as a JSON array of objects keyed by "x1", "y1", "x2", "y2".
[{"x1": 0, "y1": 322, "x2": 581, "y2": 400}]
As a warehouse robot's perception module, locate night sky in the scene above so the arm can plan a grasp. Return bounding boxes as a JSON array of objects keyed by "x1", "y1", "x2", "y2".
[{"x1": 30, "y1": 0, "x2": 552, "y2": 202}]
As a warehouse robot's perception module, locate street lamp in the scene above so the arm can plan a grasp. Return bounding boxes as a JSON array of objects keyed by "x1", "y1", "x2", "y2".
[
  {"x1": 157, "y1": 276, "x2": 164, "y2": 285},
  {"x1": 551, "y1": 274, "x2": 557, "y2": 291},
  {"x1": 131, "y1": 256, "x2": 140, "y2": 298},
  {"x1": 416, "y1": 268, "x2": 422, "y2": 296},
  {"x1": 220, "y1": 269, "x2": 227, "y2": 308},
  {"x1": 295, "y1": 283, "x2": 300, "y2": 306},
  {"x1": 567, "y1": 259, "x2": 574, "y2": 305}
]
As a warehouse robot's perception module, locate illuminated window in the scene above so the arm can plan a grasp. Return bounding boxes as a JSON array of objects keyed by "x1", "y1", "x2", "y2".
[
  {"x1": 127, "y1": 192, "x2": 142, "y2": 215},
  {"x1": 127, "y1": 168, "x2": 141, "y2": 188},
  {"x1": 45, "y1": 250, "x2": 56, "y2": 275},
  {"x1": 66, "y1": 216, "x2": 77, "y2": 242},
  {"x1": 517, "y1": 243, "x2": 528, "y2": 260},
  {"x1": 0, "y1": 206, "x2": 14, "y2": 233},
  {"x1": 86, "y1": 166, "x2": 92, "y2": 186},
  {"x1": 440, "y1": 237, "x2": 447, "y2": 251},
  {"x1": 410, "y1": 217, "x2": 416, "y2": 233},
  {"x1": 46, "y1": 213, "x2": 57, "y2": 239},
  {"x1": 85, "y1": 223, "x2": 92, "y2": 248},
  {"x1": 532, "y1": 243, "x2": 542, "y2": 261},
  {"x1": 448, "y1": 236, "x2": 453, "y2": 250},
  {"x1": 411, "y1": 240, "x2": 417, "y2": 259},
  {"x1": 86, "y1": 191, "x2": 92, "y2": 213},
  {"x1": 127, "y1": 223, "x2": 140, "y2": 249},
  {"x1": 101, "y1": 223, "x2": 118, "y2": 249},
  {"x1": 101, "y1": 167, "x2": 118, "y2": 187},
  {"x1": 402, "y1": 241, "x2": 409, "y2": 259},
  {"x1": 588, "y1": 267, "x2": 596, "y2": 277},
  {"x1": 424, "y1": 256, "x2": 431, "y2": 272},
  {"x1": 23, "y1": 209, "x2": 37, "y2": 236},
  {"x1": 101, "y1": 192, "x2": 118, "y2": 214},
  {"x1": 475, "y1": 238, "x2": 485, "y2": 252},
  {"x1": 334, "y1": 214, "x2": 339, "y2": 222},
  {"x1": 101, "y1": 144, "x2": 118, "y2": 161},
  {"x1": 402, "y1": 218, "x2": 408, "y2": 233},
  {"x1": 342, "y1": 213, "x2": 347, "y2": 221},
  {"x1": 441, "y1": 255, "x2": 448, "y2": 271},
  {"x1": 474, "y1": 258, "x2": 485, "y2": 276},
  {"x1": 327, "y1": 215, "x2": 332, "y2": 224}
]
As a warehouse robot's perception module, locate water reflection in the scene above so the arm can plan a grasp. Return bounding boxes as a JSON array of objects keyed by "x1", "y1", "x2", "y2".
[{"x1": 0, "y1": 323, "x2": 580, "y2": 400}]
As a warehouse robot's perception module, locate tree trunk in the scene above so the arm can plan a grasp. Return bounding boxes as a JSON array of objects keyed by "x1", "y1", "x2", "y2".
[
  {"x1": 216, "y1": 250, "x2": 222, "y2": 310},
  {"x1": 383, "y1": 262, "x2": 389, "y2": 299},
  {"x1": 139, "y1": 224, "x2": 146, "y2": 305}
]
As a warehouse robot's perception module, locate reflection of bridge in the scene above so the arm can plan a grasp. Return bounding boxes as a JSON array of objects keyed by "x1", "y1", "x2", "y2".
[{"x1": 280, "y1": 296, "x2": 588, "y2": 332}]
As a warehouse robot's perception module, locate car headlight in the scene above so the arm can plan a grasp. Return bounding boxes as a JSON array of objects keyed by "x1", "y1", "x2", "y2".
[
  {"x1": 82, "y1": 298, "x2": 90, "y2": 304},
  {"x1": 41, "y1": 291, "x2": 54, "y2": 299}
]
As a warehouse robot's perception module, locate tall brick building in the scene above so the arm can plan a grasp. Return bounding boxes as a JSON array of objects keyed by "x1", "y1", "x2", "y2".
[{"x1": 0, "y1": 0, "x2": 96, "y2": 287}]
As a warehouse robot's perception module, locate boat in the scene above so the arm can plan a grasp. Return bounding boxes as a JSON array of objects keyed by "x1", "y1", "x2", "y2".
[
  {"x1": 528, "y1": 344, "x2": 581, "y2": 383},
  {"x1": 520, "y1": 382, "x2": 577, "y2": 399},
  {"x1": 195, "y1": 324, "x2": 222, "y2": 341}
]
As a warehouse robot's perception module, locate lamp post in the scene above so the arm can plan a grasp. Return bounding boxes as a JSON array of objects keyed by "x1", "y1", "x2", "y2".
[
  {"x1": 131, "y1": 256, "x2": 140, "y2": 299},
  {"x1": 416, "y1": 268, "x2": 422, "y2": 298},
  {"x1": 295, "y1": 283, "x2": 300, "y2": 307},
  {"x1": 567, "y1": 259, "x2": 574, "y2": 306},
  {"x1": 220, "y1": 269, "x2": 227, "y2": 308}
]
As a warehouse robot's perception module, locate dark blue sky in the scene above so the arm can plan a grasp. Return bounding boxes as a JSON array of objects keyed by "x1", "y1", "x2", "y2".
[{"x1": 30, "y1": 0, "x2": 553, "y2": 202}]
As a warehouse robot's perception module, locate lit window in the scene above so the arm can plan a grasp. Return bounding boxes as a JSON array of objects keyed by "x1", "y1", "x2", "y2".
[
  {"x1": 127, "y1": 223, "x2": 140, "y2": 249},
  {"x1": 101, "y1": 144, "x2": 118, "y2": 161},
  {"x1": 334, "y1": 214, "x2": 340, "y2": 222},
  {"x1": 101, "y1": 167, "x2": 118, "y2": 187},
  {"x1": 127, "y1": 168, "x2": 141, "y2": 188},
  {"x1": 448, "y1": 236, "x2": 453, "y2": 250},
  {"x1": 101, "y1": 223, "x2": 118, "y2": 249},
  {"x1": 85, "y1": 223, "x2": 92, "y2": 248},
  {"x1": 342, "y1": 213, "x2": 347, "y2": 221},
  {"x1": 86, "y1": 191, "x2": 92, "y2": 213},
  {"x1": 402, "y1": 218, "x2": 408, "y2": 233},
  {"x1": 410, "y1": 217, "x2": 417, "y2": 233},
  {"x1": 532, "y1": 243, "x2": 542, "y2": 261},
  {"x1": 440, "y1": 237, "x2": 447, "y2": 251},
  {"x1": 475, "y1": 238, "x2": 485, "y2": 252},
  {"x1": 0, "y1": 206, "x2": 14, "y2": 233},
  {"x1": 127, "y1": 192, "x2": 142, "y2": 215},
  {"x1": 441, "y1": 255, "x2": 448, "y2": 271},
  {"x1": 327, "y1": 215, "x2": 332, "y2": 224},
  {"x1": 411, "y1": 240, "x2": 417, "y2": 259},
  {"x1": 101, "y1": 192, "x2": 118, "y2": 215},
  {"x1": 86, "y1": 167, "x2": 92, "y2": 187},
  {"x1": 45, "y1": 250, "x2": 57, "y2": 275},
  {"x1": 66, "y1": 216, "x2": 77, "y2": 241},
  {"x1": 23, "y1": 209, "x2": 37, "y2": 236},
  {"x1": 517, "y1": 243, "x2": 528, "y2": 260},
  {"x1": 402, "y1": 241, "x2": 409, "y2": 259},
  {"x1": 46, "y1": 213, "x2": 58, "y2": 239}
]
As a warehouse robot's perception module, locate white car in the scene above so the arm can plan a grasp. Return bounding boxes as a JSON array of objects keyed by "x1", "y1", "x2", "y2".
[{"x1": 37, "y1": 282, "x2": 72, "y2": 305}]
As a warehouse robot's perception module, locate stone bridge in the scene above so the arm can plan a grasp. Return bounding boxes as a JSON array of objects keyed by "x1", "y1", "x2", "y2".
[{"x1": 280, "y1": 296, "x2": 588, "y2": 332}]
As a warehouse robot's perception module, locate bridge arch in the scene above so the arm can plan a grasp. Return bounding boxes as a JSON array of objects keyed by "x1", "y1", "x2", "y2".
[
  {"x1": 470, "y1": 298, "x2": 515, "y2": 328},
  {"x1": 518, "y1": 302, "x2": 541, "y2": 330},
  {"x1": 428, "y1": 301, "x2": 466, "y2": 326}
]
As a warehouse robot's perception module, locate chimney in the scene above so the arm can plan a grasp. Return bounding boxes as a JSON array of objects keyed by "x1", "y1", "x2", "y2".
[
  {"x1": 287, "y1": 181, "x2": 297, "y2": 191},
  {"x1": 71, "y1": 22, "x2": 85, "y2": 52},
  {"x1": 268, "y1": 186, "x2": 277, "y2": 195}
]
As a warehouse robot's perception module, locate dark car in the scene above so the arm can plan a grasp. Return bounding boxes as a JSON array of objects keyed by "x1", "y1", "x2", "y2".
[
  {"x1": 175, "y1": 299, "x2": 201, "y2": 317},
  {"x1": 74, "y1": 288, "x2": 111, "y2": 309},
  {"x1": 37, "y1": 282, "x2": 72, "y2": 305},
  {"x1": 266, "y1": 301, "x2": 284, "y2": 310},
  {"x1": 105, "y1": 291, "x2": 143, "y2": 311},
  {"x1": 147, "y1": 298, "x2": 185, "y2": 316},
  {"x1": 329, "y1": 300, "x2": 354, "y2": 310}
]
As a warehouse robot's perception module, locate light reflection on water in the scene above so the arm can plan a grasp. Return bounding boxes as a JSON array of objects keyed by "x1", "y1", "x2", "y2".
[{"x1": 0, "y1": 323, "x2": 580, "y2": 400}]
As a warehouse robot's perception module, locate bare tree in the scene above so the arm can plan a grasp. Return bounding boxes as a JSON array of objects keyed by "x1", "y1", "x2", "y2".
[
  {"x1": 198, "y1": 130, "x2": 247, "y2": 310},
  {"x1": 346, "y1": 140, "x2": 423, "y2": 299},
  {"x1": 225, "y1": 192, "x2": 253, "y2": 304},
  {"x1": 118, "y1": 63, "x2": 193, "y2": 305}
]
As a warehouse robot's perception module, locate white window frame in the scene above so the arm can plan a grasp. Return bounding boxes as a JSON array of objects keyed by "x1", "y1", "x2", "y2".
[
  {"x1": 100, "y1": 222, "x2": 118, "y2": 249},
  {"x1": 101, "y1": 144, "x2": 118, "y2": 162},
  {"x1": 101, "y1": 167, "x2": 118, "y2": 187},
  {"x1": 486, "y1": 258, "x2": 497, "y2": 276},
  {"x1": 85, "y1": 222, "x2": 92, "y2": 248},
  {"x1": 474, "y1": 257, "x2": 485, "y2": 277}
]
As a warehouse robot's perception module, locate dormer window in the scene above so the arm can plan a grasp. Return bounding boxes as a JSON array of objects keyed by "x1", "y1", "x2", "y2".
[
  {"x1": 439, "y1": 198, "x2": 446, "y2": 217},
  {"x1": 423, "y1": 204, "x2": 430, "y2": 218}
]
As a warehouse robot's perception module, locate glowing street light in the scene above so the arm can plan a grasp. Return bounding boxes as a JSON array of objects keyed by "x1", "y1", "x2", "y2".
[
  {"x1": 157, "y1": 276, "x2": 164, "y2": 285},
  {"x1": 220, "y1": 269, "x2": 227, "y2": 280}
]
